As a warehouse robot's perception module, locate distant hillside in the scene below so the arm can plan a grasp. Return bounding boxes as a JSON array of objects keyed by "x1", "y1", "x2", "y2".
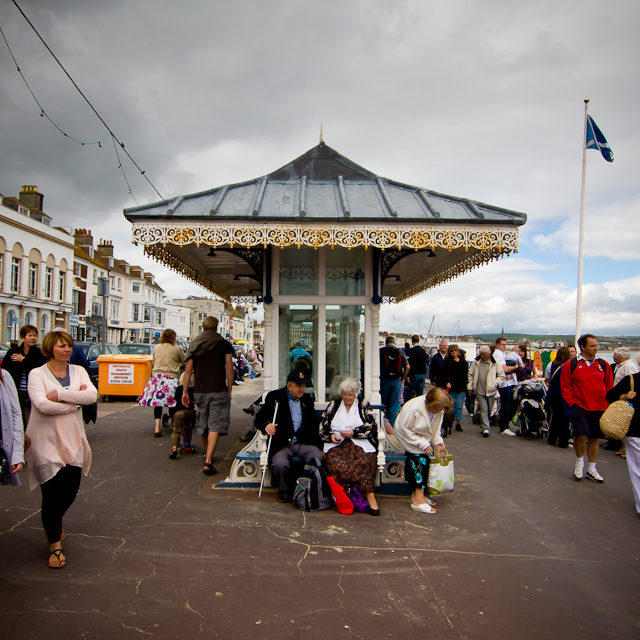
[{"x1": 470, "y1": 334, "x2": 640, "y2": 346}]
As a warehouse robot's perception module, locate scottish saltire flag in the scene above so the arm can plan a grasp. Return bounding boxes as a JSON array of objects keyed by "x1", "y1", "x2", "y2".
[{"x1": 586, "y1": 115, "x2": 614, "y2": 162}]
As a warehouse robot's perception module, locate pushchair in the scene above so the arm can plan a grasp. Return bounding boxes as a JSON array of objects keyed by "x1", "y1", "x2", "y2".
[{"x1": 515, "y1": 380, "x2": 547, "y2": 438}]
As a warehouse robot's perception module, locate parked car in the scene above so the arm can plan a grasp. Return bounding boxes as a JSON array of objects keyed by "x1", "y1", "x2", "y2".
[
  {"x1": 75, "y1": 342, "x2": 121, "y2": 387},
  {"x1": 0, "y1": 342, "x2": 10, "y2": 365},
  {"x1": 118, "y1": 342, "x2": 155, "y2": 355}
]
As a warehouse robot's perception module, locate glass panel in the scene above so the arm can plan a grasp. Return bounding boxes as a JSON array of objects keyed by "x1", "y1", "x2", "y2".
[
  {"x1": 278, "y1": 247, "x2": 318, "y2": 295},
  {"x1": 279, "y1": 305, "x2": 317, "y2": 397},
  {"x1": 325, "y1": 247, "x2": 365, "y2": 296},
  {"x1": 325, "y1": 304, "x2": 365, "y2": 401}
]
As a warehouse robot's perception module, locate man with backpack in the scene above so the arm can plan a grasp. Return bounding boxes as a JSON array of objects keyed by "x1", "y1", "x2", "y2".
[
  {"x1": 379, "y1": 336, "x2": 409, "y2": 426},
  {"x1": 560, "y1": 334, "x2": 613, "y2": 483}
]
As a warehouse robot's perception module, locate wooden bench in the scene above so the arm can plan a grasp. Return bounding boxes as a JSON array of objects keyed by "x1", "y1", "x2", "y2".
[{"x1": 218, "y1": 404, "x2": 409, "y2": 494}]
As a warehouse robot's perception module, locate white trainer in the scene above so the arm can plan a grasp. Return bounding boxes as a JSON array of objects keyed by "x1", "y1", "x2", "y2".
[
  {"x1": 586, "y1": 468, "x2": 604, "y2": 483},
  {"x1": 573, "y1": 460, "x2": 584, "y2": 480},
  {"x1": 501, "y1": 428, "x2": 517, "y2": 437}
]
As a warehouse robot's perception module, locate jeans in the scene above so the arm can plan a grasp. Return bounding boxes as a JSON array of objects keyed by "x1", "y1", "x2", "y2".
[
  {"x1": 408, "y1": 374, "x2": 426, "y2": 400},
  {"x1": 498, "y1": 386, "x2": 515, "y2": 432},
  {"x1": 449, "y1": 391, "x2": 466, "y2": 421},
  {"x1": 475, "y1": 394, "x2": 495, "y2": 431},
  {"x1": 380, "y1": 377, "x2": 403, "y2": 426}
]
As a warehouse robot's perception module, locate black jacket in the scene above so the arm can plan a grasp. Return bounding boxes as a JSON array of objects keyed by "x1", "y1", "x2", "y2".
[
  {"x1": 255, "y1": 387, "x2": 321, "y2": 455},
  {"x1": 430, "y1": 352, "x2": 447, "y2": 388},
  {"x1": 1, "y1": 344, "x2": 47, "y2": 388}
]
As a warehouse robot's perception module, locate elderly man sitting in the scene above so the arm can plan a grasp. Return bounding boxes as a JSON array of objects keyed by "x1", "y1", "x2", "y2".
[{"x1": 255, "y1": 370, "x2": 323, "y2": 502}]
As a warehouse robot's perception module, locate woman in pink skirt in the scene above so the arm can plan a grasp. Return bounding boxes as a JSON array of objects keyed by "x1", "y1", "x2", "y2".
[{"x1": 139, "y1": 329, "x2": 185, "y2": 437}]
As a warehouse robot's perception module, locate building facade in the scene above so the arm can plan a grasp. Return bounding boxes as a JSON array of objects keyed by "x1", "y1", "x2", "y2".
[{"x1": 0, "y1": 186, "x2": 74, "y2": 343}]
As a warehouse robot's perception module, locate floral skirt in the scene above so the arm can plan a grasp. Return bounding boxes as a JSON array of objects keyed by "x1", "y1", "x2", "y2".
[
  {"x1": 325, "y1": 439, "x2": 376, "y2": 493},
  {"x1": 139, "y1": 374, "x2": 179, "y2": 408},
  {"x1": 405, "y1": 452, "x2": 431, "y2": 489}
]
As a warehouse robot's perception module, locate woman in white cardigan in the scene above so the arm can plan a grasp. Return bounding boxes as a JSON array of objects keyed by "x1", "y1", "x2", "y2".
[
  {"x1": 394, "y1": 387, "x2": 451, "y2": 514},
  {"x1": 26, "y1": 331, "x2": 97, "y2": 569}
]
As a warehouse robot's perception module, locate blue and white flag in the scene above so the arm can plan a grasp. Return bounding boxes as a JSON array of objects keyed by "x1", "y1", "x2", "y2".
[{"x1": 586, "y1": 115, "x2": 614, "y2": 162}]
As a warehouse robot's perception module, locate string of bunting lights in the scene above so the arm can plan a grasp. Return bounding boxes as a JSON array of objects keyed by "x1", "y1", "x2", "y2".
[{"x1": 4, "y1": 0, "x2": 164, "y2": 203}]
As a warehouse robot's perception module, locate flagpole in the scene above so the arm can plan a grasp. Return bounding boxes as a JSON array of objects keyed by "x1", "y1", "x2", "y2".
[{"x1": 575, "y1": 98, "x2": 590, "y2": 347}]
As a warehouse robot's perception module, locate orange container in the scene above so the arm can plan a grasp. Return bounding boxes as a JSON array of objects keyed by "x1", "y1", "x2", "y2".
[{"x1": 97, "y1": 354, "x2": 154, "y2": 396}]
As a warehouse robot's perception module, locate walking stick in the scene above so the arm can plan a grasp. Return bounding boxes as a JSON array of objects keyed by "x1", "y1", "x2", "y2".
[{"x1": 258, "y1": 401, "x2": 278, "y2": 498}]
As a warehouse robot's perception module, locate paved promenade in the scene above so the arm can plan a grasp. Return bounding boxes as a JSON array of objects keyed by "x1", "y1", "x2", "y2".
[{"x1": 1, "y1": 377, "x2": 639, "y2": 639}]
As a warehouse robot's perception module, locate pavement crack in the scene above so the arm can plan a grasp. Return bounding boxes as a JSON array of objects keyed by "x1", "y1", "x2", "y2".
[
  {"x1": 135, "y1": 563, "x2": 158, "y2": 595},
  {"x1": 266, "y1": 526, "x2": 310, "y2": 576},
  {"x1": 185, "y1": 598, "x2": 206, "y2": 632},
  {"x1": 0, "y1": 509, "x2": 40, "y2": 534}
]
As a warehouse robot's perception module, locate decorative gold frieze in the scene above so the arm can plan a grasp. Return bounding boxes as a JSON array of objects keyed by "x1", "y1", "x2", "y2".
[
  {"x1": 136, "y1": 222, "x2": 519, "y2": 303},
  {"x1": 132, "y1": 222, "x2": 519, "y2": 253}
]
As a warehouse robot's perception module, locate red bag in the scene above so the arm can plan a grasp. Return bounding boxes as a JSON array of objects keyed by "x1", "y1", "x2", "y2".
[{"x1": 327, "y1": 476, "x2": 354, "y2": 514}]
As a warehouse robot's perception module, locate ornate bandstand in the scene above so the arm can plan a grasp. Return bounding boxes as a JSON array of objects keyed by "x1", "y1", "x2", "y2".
[{"x1": 124, "y1": 142, "x2": 526, "y2": 488}]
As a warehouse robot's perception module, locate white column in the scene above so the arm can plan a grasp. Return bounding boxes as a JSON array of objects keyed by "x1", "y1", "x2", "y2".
[
  {"x1": 367, "y1": 303, "x2": 381, "y2": 404},
  {"x1": 262, "y1": 304, "x2": 276, "y2": 399}
]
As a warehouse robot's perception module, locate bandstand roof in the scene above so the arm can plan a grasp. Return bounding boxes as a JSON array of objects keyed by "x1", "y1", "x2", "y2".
[{"x1": 124, "y1": 142, "x2": 526, "y2": 303}]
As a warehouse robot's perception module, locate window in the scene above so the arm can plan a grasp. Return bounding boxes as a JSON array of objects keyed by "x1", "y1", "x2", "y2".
[
  {"x1": 110, "y1": 299, "x2": 120, "y2": 319},
  {"x1": 41, "y1": 314, "x2": 48, "y2": 334},
  {"x1": 28, "y1": 262, "x2": 37, "y2": 296},
  {"x1": 144, "y1": 307, "x2": 151, "y2": 322},
  {"x1": 132, "y1": 282, "x2": 140, "y2": 293},
  {"x1": 11, "y1": 257, "x2": 20, "y2": 293},
  {"x1": 72, "y1": 289, "x2": 81, "y2": 314},
  {"x1": 45, "y1": 267, "x2": 53, "y2": 299},
  {"x1": 58, "y1": 272, "x2": 65, "y2": 301},
  {"x1": 74, "y1": 262, "x2": 81, "y2": 276},
  {"x1": 0, "y1": 254, "x2": 3, "y2": 291},
  {"x1": 117, "y1": 277, "x2": 121, "y2": 291},
  {"x1": 93, "y1": 269, "x2": 98, "y2": 284},
  {"x1": 155, "y1": 310, "x2": 163, "y2": 325},
  {"x1": 132, "y1": 303, "x2": 141, "y2": 322},
  {"x1": 198, "y1": 312, "x2": 207, "y2": 321},
  {"x1": 91, "y1": 296, "x2": 102, "y2": 317}
]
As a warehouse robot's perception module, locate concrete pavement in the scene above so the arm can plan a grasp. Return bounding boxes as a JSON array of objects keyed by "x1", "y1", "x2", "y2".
[{"x1": 1, "y1": 377, "x2": 639, "y2": 639}]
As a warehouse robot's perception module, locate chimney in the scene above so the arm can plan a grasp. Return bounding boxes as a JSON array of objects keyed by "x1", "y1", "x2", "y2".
[
  {"x1": 74, "y1": 229, "x2": 94, "y2": 248},
  {"x1": 19, "y1": 185, "x2": 44, "y2": 211},
  {"x1": 97, "y1": 239, "x2": 114, "y2": 258}
]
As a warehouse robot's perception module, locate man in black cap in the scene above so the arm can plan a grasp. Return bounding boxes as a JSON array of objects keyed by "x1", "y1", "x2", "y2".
[{"x1": 255, "y1": 370, "x2": 323, "y2": 502}]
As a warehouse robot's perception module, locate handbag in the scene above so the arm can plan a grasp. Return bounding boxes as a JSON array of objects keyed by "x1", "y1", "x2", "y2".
[
  {"x1": 346, "y1": 486, "x2": 369, "y2": 513},
  {"x1": 427, "y1": 449, "x2": 454, "y2": 495},
  {"x1": 326, "y1": 476, "x2": 354, "y2": 514},
  {"x1": 600, "y1": 376, "x2": 635, "y2": 440}
]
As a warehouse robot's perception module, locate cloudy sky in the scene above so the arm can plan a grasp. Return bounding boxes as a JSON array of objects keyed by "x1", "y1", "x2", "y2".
[{"x1": 1, "y1": 0, "x2": 638, "y2": 337}]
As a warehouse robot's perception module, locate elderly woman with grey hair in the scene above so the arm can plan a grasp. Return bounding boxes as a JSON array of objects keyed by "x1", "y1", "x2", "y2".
[{"x1": 319, "y1": 377, "x2": 380, "y2": 515}]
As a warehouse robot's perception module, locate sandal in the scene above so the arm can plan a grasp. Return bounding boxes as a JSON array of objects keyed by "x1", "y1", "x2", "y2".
[
  {"x1": 169, "y1": 447, "x2": 179, "y2": 459},
  {"x1": 154, "y1": 432, "x2": 162, "y2": 438},
  {"x1": 203, "y1": 462, "x2": 217, "y2": 476},
  {"x1": 48, "y1": 549, "x2": 66, "y2": 569}
]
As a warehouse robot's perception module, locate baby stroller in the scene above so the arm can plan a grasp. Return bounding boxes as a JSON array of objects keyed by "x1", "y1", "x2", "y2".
[{"x1": 515, "y1": 380, "x2": 547, "y2": 438}]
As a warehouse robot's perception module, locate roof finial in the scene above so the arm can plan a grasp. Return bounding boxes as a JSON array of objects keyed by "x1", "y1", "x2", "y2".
[{"x1": 319, "y1": 123, "x2": 324, "y2": 144}]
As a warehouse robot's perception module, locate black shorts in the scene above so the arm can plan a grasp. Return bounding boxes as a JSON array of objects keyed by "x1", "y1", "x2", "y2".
[{"x1": 570, "y1": 404, "x2": 604, "y2": 439}]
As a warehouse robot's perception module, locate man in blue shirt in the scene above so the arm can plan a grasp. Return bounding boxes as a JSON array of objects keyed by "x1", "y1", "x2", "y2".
[{"x1": 255, "y1": 370, "x2": 323, "y2": 502}]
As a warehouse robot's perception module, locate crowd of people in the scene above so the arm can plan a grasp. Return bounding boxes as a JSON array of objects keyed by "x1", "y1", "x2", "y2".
[{"x1": 3, "y1": 323, "x2": 639, "y2": 570}]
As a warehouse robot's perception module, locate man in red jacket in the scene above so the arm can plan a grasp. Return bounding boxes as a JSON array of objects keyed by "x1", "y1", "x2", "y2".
[{"x1": 560, "y1": 334, "x2": 613, "y2": 483}]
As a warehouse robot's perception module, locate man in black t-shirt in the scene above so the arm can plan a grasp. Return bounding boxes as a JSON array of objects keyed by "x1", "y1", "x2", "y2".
[{"x1": 183, "y1": 316, "x2": 235, "y2": 476}]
